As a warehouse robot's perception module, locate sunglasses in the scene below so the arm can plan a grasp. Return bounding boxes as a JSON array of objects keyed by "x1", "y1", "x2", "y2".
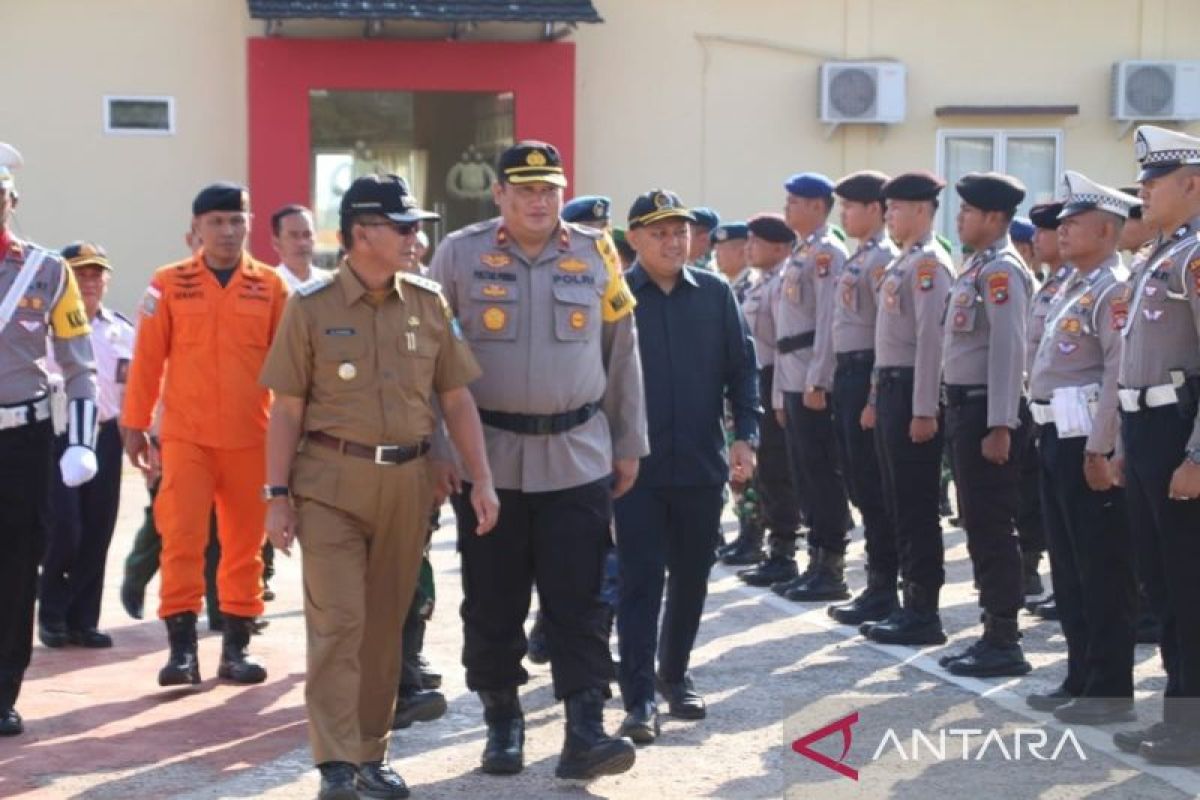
[{"x1": 358, "y1": 220, "x2": 421, "y2": 236}]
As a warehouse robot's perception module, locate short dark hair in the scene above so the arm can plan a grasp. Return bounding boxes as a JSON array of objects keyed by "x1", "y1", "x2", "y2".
[{"x1": 270, "y1": 204, "x2": 311, "y2": 237}]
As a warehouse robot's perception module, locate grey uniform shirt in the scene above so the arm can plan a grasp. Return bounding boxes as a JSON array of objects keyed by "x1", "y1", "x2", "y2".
[
  {"x1": 430, "y1": 217, "x2": 648, "y2": 492},
  {"x1": 833, "y1": 230, "x2": 898, "y2": 355},
  {"x1": 942, "y1": 234, "x2": 1032, "y2": 429},
  {"x1": 1026, "y1": 264, "x2": 1071, "y2": 373},
  {"x1": 1119, "y1": 214, "x2": 1200, "y2": 451},
  {"x1": 874, "y1": 233, "x2": 953, "y2": 418},
  {"x1": 773, "y1": 226, "x2": 847, "y2": 409},
  {"x1": 0, "y1": 237, "x2": 97, "y2": 406},
  {"x1": 742, "y1": 262, "x2": 785, "y2": 369},
  {"x1": 1029, "y1": 258, "x2": 1128, "y2": 454}
]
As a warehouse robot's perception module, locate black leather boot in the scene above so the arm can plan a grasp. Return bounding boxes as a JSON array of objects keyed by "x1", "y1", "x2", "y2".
[
  {"x1": 828, "y1": 569, "x2": 898, "y2": 625},
  {"x1": 1022, "y1": 550, "x2": 1044, "y2": 597},
  {"x1": 786, "y1": 550, "x2": 850, "y2": 602},
  {"x1": 721, "y1": 520, "x2": 765, "y2": 566},
  {"x1": 480, "y1": 688, "x2": 525, "y2": 775},
  {"x1": 392, "y1": 687, "x2": 447, "y2": 729},
  {"x1": 864, "y1": 585, "x2": 946, "y2": 645},
  {"x1": 945, "y1": 613, "x2": 1031, "y2": 677},
  {"x1": 217, "y1": 615, "x2": 268, "y2": 684},
  {"x1": 739, "y1": 554, "x2": 798, "y2": 587},
  {"x1": 158, "y1": 611, "x2": 201, "y2": 686},
  {"x1": 555, "y1": 688, "x2": 636, "y2": 780},
  {"x1": 772, "y1": 547, "x2": 817, "y2": 595}
]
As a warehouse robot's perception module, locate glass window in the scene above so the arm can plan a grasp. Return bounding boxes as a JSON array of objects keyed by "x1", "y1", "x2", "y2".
[
  {"x1": 105, "y1": 96, "x2": 174, "y2": 135},
  {"x1": 310, "y1": 90, "x2": 514, "y2": 263},
  {"x1": 936, "y1": 130, "x2": 1062, "y2": 251}
]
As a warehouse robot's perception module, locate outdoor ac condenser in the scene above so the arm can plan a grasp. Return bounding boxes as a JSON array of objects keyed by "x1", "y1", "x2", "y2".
[
  {"x1": 819, "y1": 61, "x2": 907, "y2": 124},
  {"x1": 1111, "y1": 61, "x2": 1200, "y2": 121}
]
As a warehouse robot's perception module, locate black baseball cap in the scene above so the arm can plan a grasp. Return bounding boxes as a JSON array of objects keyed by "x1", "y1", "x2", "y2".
[{"x1": 340, "y1": 174, "x2": 439, "y2": 223}]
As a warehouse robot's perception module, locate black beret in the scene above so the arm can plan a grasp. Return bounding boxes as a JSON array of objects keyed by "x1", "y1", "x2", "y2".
[
  {"x1": 1028, "y1": 202, "x2": 1064, "y2": 230},
  {"x1": 497, "y1": 140, "x2": 566, "y2": 187},
  {"x1": 881, "y1": 171, "x2": 945, "y2": 201},
  {"x1": 834, "y1": 170, "x2": 890, "y2": 203},
  {"x1": 747, "y1": 213, "x2": 796, "y2": 244},
  {"x1": 192, "y1": 182, "x2": 249, "y2": 216},
  {"x1": 955, "y1": 172, "x2": 1026, "y2": 213},
  {"x1": 627, "y1": 189, "x2": 695, "y2": 228}
]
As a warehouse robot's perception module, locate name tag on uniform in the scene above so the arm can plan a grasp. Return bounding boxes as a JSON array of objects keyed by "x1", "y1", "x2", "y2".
[{"x1": 325, "y1": 327, "x2": 357, "y2": 336}]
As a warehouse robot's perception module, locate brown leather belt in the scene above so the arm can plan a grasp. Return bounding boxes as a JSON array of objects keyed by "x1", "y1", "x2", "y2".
[{"x1": 306, "y1": 430, "x2": 430, "y2": 465}]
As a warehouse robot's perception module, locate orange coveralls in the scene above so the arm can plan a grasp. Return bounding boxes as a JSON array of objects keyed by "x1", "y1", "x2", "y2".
[{"x1": 122, "y1": 251, "x2": 288, "y2": 619}]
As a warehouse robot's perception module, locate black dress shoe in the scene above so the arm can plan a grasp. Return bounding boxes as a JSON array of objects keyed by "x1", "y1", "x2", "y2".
[
  {"x1": 356, "y1": 760, "x2": 410, "y2": 799},
  {"x1": 1140, "y1": 729, "x2": 1200, "y2": 766},
  {"x1": 317, "y1": 761, "x2": 359, "y2": 800},
  {"x1": 69, "y1": 629, "x2": 113, "y2": 648},
  {"x1": 1053, "y1": 698, "x2": 1136, "y2": 725},
  {"x1": 1025, "y1": 686, "x2": 1075, "y2": 712},
  {"x1": 120, "y1": 581, "x2": 145, "y2": 620},
  {"x1": 1114, "y1": 721, "x2": 1179, "y2": 754},
  {"x1": 0, "y1": 708, "x2": 23, "y2": 736},
  {"x1": 39, "y1": 622, "x2": 69, "y2": 648},
  {"x1": 391, "y1": 689, "x2": 447, "y2": 730},
  {"x1": 656, "y1": 674, "x2": 706, "y2": 720},
  {"x1": 618, "y1": 701, "x2": 660, "y2": 745}
]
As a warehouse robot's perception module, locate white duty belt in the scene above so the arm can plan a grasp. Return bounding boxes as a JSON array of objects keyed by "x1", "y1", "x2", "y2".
[
  {"x1": 0, "y1": 395, "x2": 51, "y2": 431},
  {"x1": 1118, "y1": 384, "x2": 1177, "y2": 413}
]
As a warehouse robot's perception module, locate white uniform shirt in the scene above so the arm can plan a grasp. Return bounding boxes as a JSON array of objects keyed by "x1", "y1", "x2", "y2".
[
  {"x1": 276, "y1": 262, "x2": 334, "y2": 294},
  {"x1": 47, "y1": 306, "x2": 135, "y2": 422}
]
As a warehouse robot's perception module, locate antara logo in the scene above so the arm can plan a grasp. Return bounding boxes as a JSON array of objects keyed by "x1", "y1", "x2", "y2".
[{"x1": 791, "y1": 713, "x2": 1088, "y2": 781}]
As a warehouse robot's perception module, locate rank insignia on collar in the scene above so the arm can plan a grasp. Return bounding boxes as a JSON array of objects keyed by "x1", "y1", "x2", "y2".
[{"x1": 481, "y1": 252, "x2": 512, "y2": 268}]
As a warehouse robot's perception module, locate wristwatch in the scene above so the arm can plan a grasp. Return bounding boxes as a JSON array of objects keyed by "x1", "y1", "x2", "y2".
[{"x1": 262, "y1": 484, "x2": 291, "y2": 501}]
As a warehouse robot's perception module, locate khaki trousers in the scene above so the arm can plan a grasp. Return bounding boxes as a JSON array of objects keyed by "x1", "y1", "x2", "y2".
[{"x1": 293, "y1": 444, "x2": 430, "y2": 765}]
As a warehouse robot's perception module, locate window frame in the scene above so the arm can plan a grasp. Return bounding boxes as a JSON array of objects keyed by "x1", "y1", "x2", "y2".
[
  {"x1": 934, "y1": 127, "x2": 1063, "y2": 246},
  {"x1": 103, "y1": 95, "x2": 176, "y2": 136}
]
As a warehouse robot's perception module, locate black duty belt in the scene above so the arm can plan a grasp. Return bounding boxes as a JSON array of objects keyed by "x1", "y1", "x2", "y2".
[
  {"x1": 875, "y1": 366, "x2": 914, "y2": 384},
  {"x1": 835, "y1": 349, "x2": 875, "y2": 367},
  {"x1": 480, "y1": 401, "x2": 601, "y2": 436},
  {"x1": 307, "y1": 431, "x2": 430, "y2": 465},
  {"x1": 942, "y1": 384, "x2": 988, "y2": 406},
  {"x1": 777, "y1": 331, "x2": 816, "y2": 355}
]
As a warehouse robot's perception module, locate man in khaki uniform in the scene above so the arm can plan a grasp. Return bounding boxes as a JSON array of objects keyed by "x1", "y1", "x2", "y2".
[
  {"x1": 261, "y1": 174, "x2": 497, "y2": 800},
  {"x1": 860, "y1": 172, "x2": 953, "y2": 647},
  {"x1": 1025, "y1": 173, "x2": 1138, "y2": 726},
  {"x1": 1111, "y1": 126, "x2": 1200, "y2": 765},
  {"x1": 939, "y1": 172, "x2": 1034, "y2": 678},
  {"x1": 430, "y1": 141, "x2": 646, "y2": 782}
]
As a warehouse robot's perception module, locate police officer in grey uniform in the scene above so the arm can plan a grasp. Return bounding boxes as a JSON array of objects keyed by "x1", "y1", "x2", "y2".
[
  {"x1": 0, "y1": 142, "x2": 98, "y2": 736},
  {"x1": 1111, "y1": 126, "x2": 1200, "y2": 766},
  {"x1": 1018, "y1": 202, "x2": 1069, "y2": 602},
  {"x1": 826, "y1": 171, "x2": 901, "y2": 625},
  {"x1": 938, "y1": 172, "x2": 1034, "y2": 678},
  {"x1": 1024, "y1": 172, "x2": 1138, "y2": 724},
  {"x1": 430, "y1": 141, "x2": 646, "y2": 781},
  {"x1": 732, "y1": 214, "x2": 804, "y2": 582},
  {"x1": 860, "y1": 172, "x2": 953, "y2": 646},
  {"x1": 772, "y1": 173, "x2": 854, "y2": 602}
]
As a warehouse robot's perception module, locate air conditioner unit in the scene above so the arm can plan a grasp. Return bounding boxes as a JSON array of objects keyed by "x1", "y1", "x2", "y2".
[
  {"x1": 820, "y1": 61, "x2": 906, "y2": 124},
  {"x1": 1111, "y1": 61, "x2": 1200, "y2": 121}
]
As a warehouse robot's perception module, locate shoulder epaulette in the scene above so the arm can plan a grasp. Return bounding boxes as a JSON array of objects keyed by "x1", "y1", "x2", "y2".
[
  {"x1": 296, "y1": 273, "x2": 336, "y2": 297},
  {"x1": 401, "y1": 272, "x2": 444, "y2": 295},
  {"x1": 112, "y1": 309, "x2": 135, "y2": 326},
  {"x1": 566, "y1": 221, "x2": 603, "y2": 240},
  {"x1": 457, "y1": 218, "x2": 500, "y2": 238}
]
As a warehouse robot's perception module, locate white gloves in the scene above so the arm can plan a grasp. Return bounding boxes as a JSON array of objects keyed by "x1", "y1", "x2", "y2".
[{"x1": 60, "y1": 445, "x2": 98, "y2": 487}]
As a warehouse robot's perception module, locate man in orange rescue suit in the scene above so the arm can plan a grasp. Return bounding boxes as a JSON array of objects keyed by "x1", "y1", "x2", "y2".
[{"x1": 122, "y1": 182, "x2": 288, "y2": 687}]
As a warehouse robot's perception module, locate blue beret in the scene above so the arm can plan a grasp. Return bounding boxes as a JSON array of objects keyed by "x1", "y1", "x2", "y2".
[
  {"x1": 689, "y1": 207, "x2": 721, "y2": 231},
  {"x1": 712, "y1": 222, "x2": 748, "y2": 243},
  {"x1": 784, "y1": 172, "x2": 835, "y2": 198},
  {"x1": 1009, "y1": 217, "x2": 1035, "y2": 243},
  {"x1": 192, "y1": 182, "x2": 249, "y2": 216},
  {"x1": 562, "y1": 195, "x2": 611, "y2": 224}
]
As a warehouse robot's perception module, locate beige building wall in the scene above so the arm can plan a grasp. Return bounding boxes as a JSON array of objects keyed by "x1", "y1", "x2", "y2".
[{"x1": 3, "y1": 0, "x2": 1200, "y2": 312}]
